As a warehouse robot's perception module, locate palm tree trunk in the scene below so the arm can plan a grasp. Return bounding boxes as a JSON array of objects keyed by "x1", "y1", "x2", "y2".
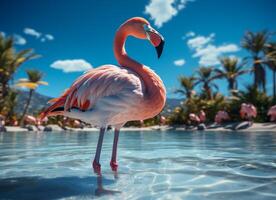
[
  {"x1": 273, "y1": 70, "x2": 276, "y2": 102},
  {"x1": 253, "y1": 59, "x2": 266, "y2": 93},
  {"x1": 229, "y1": 79, "x2": 236, "y2": 90},
  {"x1": 19, "y1": 89, "x2": 34, "y2": 126},
  {"x1": 228, "y1": 79, "x2": 236, "y2": 96},
  {"x1": 187, "y1": 91, "x2": 191, "y2": 99},
  {"x1": 0, "y1": 82, "x2": 8, "y2": 112},
  {"x1": 205, "y1": 84, "x2": 211, "y2": 99}
]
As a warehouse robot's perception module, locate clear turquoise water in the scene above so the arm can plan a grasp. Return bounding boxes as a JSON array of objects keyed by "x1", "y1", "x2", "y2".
[{"x1": 0, "y1": 130, "x2": 276, "y2": 200}]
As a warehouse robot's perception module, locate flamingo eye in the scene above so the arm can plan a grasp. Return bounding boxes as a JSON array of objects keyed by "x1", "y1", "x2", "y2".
[
  {"x1": 143, "y1": 24, "x2": 152, "y2": 40},
  {"x1": 143, "y1": 24, "x2": 151, "y2": 32}
]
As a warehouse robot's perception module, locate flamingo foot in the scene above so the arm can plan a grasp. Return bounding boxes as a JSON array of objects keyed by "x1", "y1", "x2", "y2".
[
  {"x1": 110, "y1": 161, "x2": 118, "y2": 171},
  {"x1": 93, "y1": 160, "x2": 101, "y2": 175}
]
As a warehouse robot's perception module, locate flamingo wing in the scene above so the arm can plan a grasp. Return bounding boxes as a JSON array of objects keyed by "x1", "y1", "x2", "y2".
[{"x1": 41, "y1": 65, "x2": 144, "y2": 125}]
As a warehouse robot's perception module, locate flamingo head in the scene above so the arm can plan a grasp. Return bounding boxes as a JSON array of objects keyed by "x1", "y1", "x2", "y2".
[
  {"x1": 123, "y1": 17, "x2": 165, "y2": 58},
  {"x1": 143, "y1": 24, "x2": 164, "y2": 58}
]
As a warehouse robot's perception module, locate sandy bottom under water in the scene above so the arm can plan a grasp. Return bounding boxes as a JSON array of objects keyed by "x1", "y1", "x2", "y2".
[{"x1": 0, "y1": 130, "x2": 276, "y2": 200}]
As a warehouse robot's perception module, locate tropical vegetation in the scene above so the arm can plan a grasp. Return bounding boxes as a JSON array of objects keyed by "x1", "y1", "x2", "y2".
[
  {"x1": 168, "y1": 30, "x2": 276, "y2": 125},
  {"x1": 0, "y1": 34, "x2": 38, "y2": 114},
  {"x1": 0, "y1": 30, "x2": 276, "y2": 128},
  {"x1": 16, "y1": 69, "x2": 48, "y2": 125}
]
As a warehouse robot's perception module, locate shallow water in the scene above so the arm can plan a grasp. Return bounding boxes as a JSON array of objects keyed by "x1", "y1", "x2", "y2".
[{"x1": 0, "y1": 130, "x2": 276, "y2": 200}]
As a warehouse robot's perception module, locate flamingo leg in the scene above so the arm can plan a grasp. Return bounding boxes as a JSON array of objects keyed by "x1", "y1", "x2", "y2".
[
  {"x1": 93, "y1": 127, "x2": 106, "y2": 175},
  {"x1": 110, "y1": 128, "x2": 120, "y2": 171}
]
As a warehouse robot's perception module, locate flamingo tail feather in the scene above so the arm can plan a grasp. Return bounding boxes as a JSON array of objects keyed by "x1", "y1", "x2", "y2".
[{"x1": 40, "y1": 97, "x2": 66, "y2": 120}]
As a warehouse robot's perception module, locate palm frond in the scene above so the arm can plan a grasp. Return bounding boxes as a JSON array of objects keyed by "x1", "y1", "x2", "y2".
[
  {"x1": 15, "y1": 82, "x2": 38, "y2": 89},
  {"x1": 37, "y1": 81, "x2": 48, "y2": 85}
]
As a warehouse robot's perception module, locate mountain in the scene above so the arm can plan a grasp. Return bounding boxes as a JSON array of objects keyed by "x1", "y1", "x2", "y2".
[
  {"x1": 15, "y1": 90, "x2": 52, "y2": 115},
  {"x1": 162, "y1": 98, "x2": 182, "y2": 115},
  {"x1": 166, "y1": 98, "x2": 182, "y2": 110},
  {"x1": 15, "y1": 91, "x2": 182, "y2": 115}
]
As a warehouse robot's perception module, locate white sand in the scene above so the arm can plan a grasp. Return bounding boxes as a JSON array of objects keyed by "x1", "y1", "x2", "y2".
[
  {"x1": 173, "y1": 123, "x2": 276, "y2": 132},
  {"x1": 3, "y1": 123, "x2": 276, "y2": 132},
  {"x1": 5, "y1": 126, "x2": 29, "y2": 132},
  {"x1": 240, "y1": 123, "x2": 276, "y2": 132}
]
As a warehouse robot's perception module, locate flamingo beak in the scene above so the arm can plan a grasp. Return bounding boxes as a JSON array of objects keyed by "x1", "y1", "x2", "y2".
[
  {"x1": 144, "y1": 24, "x2": 165, "y2": 58},
  {"x1": 155, "y1": 39, "x2": 164, "y2": 59}
]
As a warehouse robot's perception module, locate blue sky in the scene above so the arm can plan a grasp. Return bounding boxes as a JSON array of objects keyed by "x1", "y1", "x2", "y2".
[{"x1": 1, "y1": 0, "x2": 276, "y2": 98}]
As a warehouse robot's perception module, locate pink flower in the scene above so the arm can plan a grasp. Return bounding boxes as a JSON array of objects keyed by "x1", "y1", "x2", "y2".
[
  {"x1": 240, "y1": 103, "x2": 257, "y2": 119},
  {"x1": 215, "y1": 111, "x2": 230, "y2": 124},
  {"x1": 160, "y1": 116, "x2": 166, "y2": 124},
  {"x1": 189, "y1": 113, "x2": 200, "y2": 123},
  {"x1": 268, "y1": 105, "x2": 276, "y2": 122},
  {"x1": 198, "y1": 110, "x2": 206, "y2": 123}
]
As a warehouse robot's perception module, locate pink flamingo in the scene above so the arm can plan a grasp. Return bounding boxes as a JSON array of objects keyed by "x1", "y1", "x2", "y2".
[
  {"x1": 24, "y1": 115, "x2": 43, "y2": 131},
  {"x1": 139, "y1": 120, "x2": 144, "y2": 127},
  {"x1": 73, "y1": 120, "x2": 82, "y2": 128},
  {"x1": 198, "y1": 110, "x2": 206, "y2": 123},
  {"x1": 37, "y1": 116, "x2": 48, "y2": 126},
  {"x1": 215, "y1": 111, "x2": 230, "y2": 124},
  {"x1": 267, "y1": 105, "x2": 276, "y2": 121},
  {"x1": 41, "y1": 116, "x2": 48, "y2": 125},
  {"x1": 24, "y1": 115, "x2": 37, "y2": 125},
  {"x1": 189, "y1": 113, "x2": 200, "y2": 123},
  {"x1": 40, "y1": 17, "x2": 166, "y2": 174},
  {"x1": 240, "y1": 103, "x2": 257, "y2": 120},
  {"x1": 160, "y1": 115, "x2": 166, "y2": 125}
]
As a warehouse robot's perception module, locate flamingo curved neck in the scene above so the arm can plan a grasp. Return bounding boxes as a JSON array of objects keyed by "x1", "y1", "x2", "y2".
[
  {"x1": 113, "y1": 24, "x2": 166, "y2": 117},
  {"x1": 114, "y1": 25, "x2": 144, "y2": 72},
  {"x1": 114, "y1": 25, "x2": 164, "y2": 95}
]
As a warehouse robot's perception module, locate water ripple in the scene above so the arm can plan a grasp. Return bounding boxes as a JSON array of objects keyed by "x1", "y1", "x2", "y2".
[{"x1": 0, "y1": 131, "x2": 276, "y2": 199}]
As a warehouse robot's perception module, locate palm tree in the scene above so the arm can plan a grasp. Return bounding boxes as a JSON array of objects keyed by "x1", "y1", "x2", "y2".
[
  {"x1": 195, "y1": 66, "x2": 218, "y2": 99},
  {"x1": 175, "y1": 75, "x2": 196, "y2": 99},
  {"x1": 0, "y1": 89, "x2": 18, "y2": 124},
  {"x1": 0, "y1": 34, "x2": 38, "y2": 112},
  {"x1": 264, "y1": 42, "x2": 276, "y2": 101},
  {"x1": 16, "y1": 70, "x2": 48, "y2": 125},
  {"x1": 215, "y1": 57, "x2": 250, "y2": 93},
  {"x1": 242, "y1": 31, "x2": 271, "y2": 92}
]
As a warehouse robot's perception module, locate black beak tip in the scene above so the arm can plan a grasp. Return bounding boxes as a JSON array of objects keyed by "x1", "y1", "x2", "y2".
[{"x1": 155, "y1": 40, "x2": 165, "y2": 59}]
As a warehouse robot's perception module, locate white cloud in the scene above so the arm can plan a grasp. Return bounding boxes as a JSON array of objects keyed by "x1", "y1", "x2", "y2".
[
  {"x1": 45, "y1": 34, "x2": 54, "y2": 40},
  {"x1": 40, "y1": 34, "x2": 54, "y2": 42},
  {"x1": 50, "y1": 59, "x2": 93, "y2": 73},
  {"x1": 182, "y1": 31, "x2": 195, "y2": 40},
  {"x1": 187, "y1": 33, "x2": 215, "y2": 49},
  {"x1": 0, "y1": 31, "x2": 5, "y2": 37},
  {"x1": 174, "y1": 59, "x2": 186, "y2": 66},
  {"x1": 24, "y1": 28, "x2": 41, "y2": 38},
  {"x1": 186, "y1": 33, "x2": 239, "y2": 66},
  {"x1": 186, "y1": 31, "x2": 195, "y2": 37},
  {"x1": 144, "y1": 0, "x2": 193, "y2": 28},
  {"x1": 217, "y1": 44, "x2": 239, "y2": 53},
  {"x1": 24, "y1": 28, "x2": 54, "y2": 43},
  {"x1": 14, "y1": 34, "x2": 27, "y2": 45}
]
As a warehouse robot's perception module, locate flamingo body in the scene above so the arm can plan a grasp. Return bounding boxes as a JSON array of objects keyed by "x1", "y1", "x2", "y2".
[
  {"x1": 41, "y1": 17, "x2": 166, "y2": 174},
  {"x1": 43, "y1": 64, "x2": 165, "y2": 127}
]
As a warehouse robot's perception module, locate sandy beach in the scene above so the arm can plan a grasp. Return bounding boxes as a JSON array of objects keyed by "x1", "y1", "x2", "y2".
[{"x1": 3, "y1": 122, "x2": 276, "y2": 133}]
